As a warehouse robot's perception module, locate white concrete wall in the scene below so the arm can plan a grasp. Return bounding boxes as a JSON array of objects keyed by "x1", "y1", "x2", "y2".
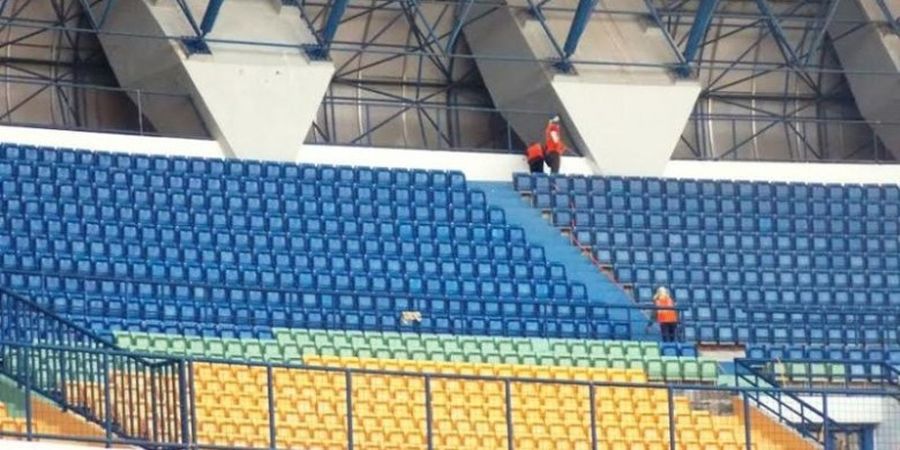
[{"x1": 1, "y1": 125, "x2": 899, "y2": 185}]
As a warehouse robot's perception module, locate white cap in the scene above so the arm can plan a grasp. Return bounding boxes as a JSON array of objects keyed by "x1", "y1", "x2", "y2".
[
  {"x1": 655, "y1": 286, "x2": 669, "y2": 297},
  {"x1": 550, "y1": 115, "x2": 560, "y2": 123}
]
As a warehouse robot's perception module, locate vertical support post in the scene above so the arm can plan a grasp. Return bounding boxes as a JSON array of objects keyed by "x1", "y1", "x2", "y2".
[
  {"x1": 178, "y1": 360, "x2": 190, "y2": 446},
  {"x1": 425, "y1": 375, "x2": 434, "y2": 450},
  {"x1": 60, "y1": 347, "x2": 68, "y2": 412},
  {"x1": 188, "y1": 361, "x2": 197, "y2": 447},
  {"x1": 742, "y1": 391, "x2": 752, "y2": 450},
  {"x1": 345, "y1": 370, "x2": 354, "y2": 450},
  {"x1": 505, "y1": 379, "x2": 514, "y2": 450},
  {"x1": 822, "y1": 393, "x2": 831, "y2": 450},
  {"x1": 136, "y1": 90, "x2": 144, "y2": 136},
  {"x1": 267, "y1": 365, "x2": 276, "y2": 449},
  {"x1": 589, "y1": 384, "x2": 598, "y2": 450},
  {"x1": 103, "y1": 351, "x2": 112, "y2": 447},
  {"x1": 667, "y1": 386, "x2": 676, "y2": 450},
  {"x1": 150, "y1": 367, "x2": 159, "y2": 444},
  {"x1": 24, "y1": 345, "x2": 33, "y2": 441}
]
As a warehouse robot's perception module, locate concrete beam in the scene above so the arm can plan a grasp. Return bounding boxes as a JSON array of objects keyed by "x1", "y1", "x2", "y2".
[{"x1": 96, "y1": 0, "x2": 334, "y2": 161}]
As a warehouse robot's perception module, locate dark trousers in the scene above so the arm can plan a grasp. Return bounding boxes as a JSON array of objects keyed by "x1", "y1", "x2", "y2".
[
  {"x1": 545, "y1": 152, "x2": 561, "y2": 174},
  {"x1": 660, "y1": 323, "x2": 678, "y2": 342},
  {"x1": 528, "y1": 158, "x2": 545, "y2": 174}
]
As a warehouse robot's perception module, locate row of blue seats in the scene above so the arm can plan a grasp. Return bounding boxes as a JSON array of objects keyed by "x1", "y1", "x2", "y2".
[
  {"x1": 638, "y1": 286, "x2": 899, "y2": 308},
  {"x1": 1, "y1": 197, "x2": 506, "y2": 225},
  {"x1": 1, "y1": 146, "x2": 468, "y2": 188},
  {"x1": 600, "y1": 248, "x2": 900, "y2": 272},
  {"x1": 36, "y1": 290, "x2": 613, "y2": 323},
  {"x1": 535, "y1": 192, "x2": 899, "y2": 217},
  {"x1": 73, "y1": 313, "x2": 634, "y2": 342},
  {"x1": 615, "y1": 266, "x2": 900, "y2": 289},
  {"x1": 746, "y1": 345, "x2": 900, "y2": 363},
  {"x1": 580, "y1": 230, "x2": 898, "y2": 253},
  {"x1": 0, "y1": 180, "x2": 486, "y2": 207},
  {"x1": 2, "y1": 250, "x2": 566, "y2": 281},
  {"x1": 1, "y1": 216, "x2": 527, "y2": 246},
  {"x1": 8, "y1": 270, "x2": 593, "y2": 306},
  {"x1": 514, "y1": 173, "x2": 900, "y2": 202},
  {"x1": 6, "y1": 204, "x2": 506, "y2": 229},
  {"x1": 0, "y1": 233, "x2": 546, "y2": 262},
  {"x1": 683, "y1": 323, "x2": 898, "y2": 347},
  {"x1": 683, "y1": 305, "x2": 897, "y2": 327},
  {"x1": 554, "y1": 210, "x2": 899, "y2": 235}
]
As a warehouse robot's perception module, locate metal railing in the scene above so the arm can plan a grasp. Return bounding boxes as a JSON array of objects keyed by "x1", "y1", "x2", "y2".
[{"x1": 0, "y1": 270, "x2": 668, "y2": 341}]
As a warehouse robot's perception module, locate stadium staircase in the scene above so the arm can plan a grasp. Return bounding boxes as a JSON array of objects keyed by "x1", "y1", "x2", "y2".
[{"x1": 471, "y1": 181, "x2": 651, "y2": 338}]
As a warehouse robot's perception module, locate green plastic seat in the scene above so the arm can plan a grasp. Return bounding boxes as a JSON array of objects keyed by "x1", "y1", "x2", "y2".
[
  {"x1": 152, "y1": 338, "x2": 170, "y2": 354},
  {"x1": 185, "y1": 338, "x2": 205, "y2": 356},
  {"x1": 570, "y1": 343, "x2": 589, "y2": 358},
  {"x1": 645, "y1": 359, "x2": 664, "y2": 379},
  {"x1": 244, "y1": 342, "x2": 264, "y2": 360},
  {"x1": 609, "y1": 359, "x2": 628, "y2": 370},
  {"x1": 551, "y1": 342, "x2": 570, "y2": 356},
  {"x1": 498, "y1": 341, "x2": 516, "y2": 357},
  {"x1": 273, "y1": 330, "x2": 294, "y2": 346},
  {"x1": 606, "y1": 345, "x2": 625, "y2": 359},
  {"x1": 530, "y1": 340, "x2": 550, "y2": 355},
  {"x1": 699, "y1": 360, "x2": 718, "y2": 381},
  {"x1": 205, "y1": 340, "x2": 225, "y2": 359},
  {"x1": 281, "y1": 344, "x2": 302, "y2": 362},
  {"x1": 661, "y1": 357, "x2": 681, "y2": 380},
  {"x1": 682, "y1": 360, "x2": 700, "y2": 380},
  {"x1": 828, "y1": 364, "x2": 847, "y2": 382},
  {"x1": 168, "y1": 338, "x2": 187, "y2": 355}
]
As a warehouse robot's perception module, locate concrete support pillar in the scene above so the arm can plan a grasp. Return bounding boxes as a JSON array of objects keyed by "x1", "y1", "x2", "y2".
[
  {"x1": 464, "y1": 0, "x2": 700, "y2": 176},
  {"x1": 96, "y1": 0, "x2": 334, "y2": 161}
]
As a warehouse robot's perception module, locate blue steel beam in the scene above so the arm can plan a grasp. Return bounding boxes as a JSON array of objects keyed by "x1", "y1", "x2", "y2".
[
  {"x1": 199, "y1": 0, "x2": 227, "y2": 36},
  {"x1": 181, "y1": 0, "x2": 225, "y2": 54},
  {"x1": 676, "y1": 0, "x2": 719, "y2": 77},
  {"x1": 307, "y1": 0, "x2": 351, "y2": 60},
  {"x1": 556, "y1": 0, "x2": 598, "y2": 72},
  {"x1": 874, "y1": 0, "x2": 900, "y2": 34}
]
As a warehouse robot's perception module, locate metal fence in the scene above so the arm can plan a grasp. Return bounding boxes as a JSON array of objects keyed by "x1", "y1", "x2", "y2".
[
  {"x1": 0, "y1": 290, "x2": 898, "y2": 449},
  {"x1": 0, "y1": 344, "x2": 897, "y2": 449}
]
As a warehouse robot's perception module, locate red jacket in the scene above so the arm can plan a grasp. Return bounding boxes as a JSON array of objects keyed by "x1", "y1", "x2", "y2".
[
  {"x1": 545, "y1": 122, "x2": 565, "y2": 154},
  {"x1": 526, "y1": 143, "x2": 544, "y2": 162}
]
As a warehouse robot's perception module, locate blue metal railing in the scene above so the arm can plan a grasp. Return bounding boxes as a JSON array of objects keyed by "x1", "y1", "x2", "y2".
[
  {"x1": 4, "y1": 340, "x2": 892, "y2": 450},
  {"x1": 0, "y1": 289, "x2": 188, "y2": 445},
  {"x1": 740, "y1": 357, "x2": 900, "y2": 391},
  {"x1": 1, "y1": 268, "x2": 683, "y2": 342}
]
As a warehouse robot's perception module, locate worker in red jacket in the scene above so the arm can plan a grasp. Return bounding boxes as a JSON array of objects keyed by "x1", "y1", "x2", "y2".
[
  {"x1": 525, "y1": 142, "x2": 545, "y2": 173},
  {"x1": 544, "y1": 116, "x2": 567, "y2": 174}
]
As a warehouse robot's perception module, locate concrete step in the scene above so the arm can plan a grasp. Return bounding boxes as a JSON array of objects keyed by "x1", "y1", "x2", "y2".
[{"x1": 471, "y1": 181, "x2": 652, "y2": 337}]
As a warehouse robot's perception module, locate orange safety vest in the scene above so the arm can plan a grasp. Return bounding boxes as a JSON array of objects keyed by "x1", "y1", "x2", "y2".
[
  {"x1": 526, "y1": 143, "x2": 544, "y2": 162},
  {"x1": 545, "y1": 122, "x2": 565, "y2": 154},
  {"x1": 655, "y1": 295, "x2": 678, "y2": 324}
]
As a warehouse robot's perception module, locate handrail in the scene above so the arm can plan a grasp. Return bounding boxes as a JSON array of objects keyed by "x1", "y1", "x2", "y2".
[
  {"x1": 734, "y1": 359, "x2": 841, "y2": 446},
  {"x1": 740, "y1": 357, "x2": 900, "y2": 391}
]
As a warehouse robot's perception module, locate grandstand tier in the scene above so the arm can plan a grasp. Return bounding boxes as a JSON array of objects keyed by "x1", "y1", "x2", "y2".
[{"x1": 515, "y1": 173, "x2": 900, "y2": 348}]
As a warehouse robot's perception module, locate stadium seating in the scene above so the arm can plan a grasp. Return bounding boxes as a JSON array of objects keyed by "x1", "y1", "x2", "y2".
[
  {"x1": 114, "y1": 329, "x2": 718, "y2": 383},
  {"x1": 515, "y1": 173, "x2": 900, "y2": 347},
  {"x1": 60, "y1": 357, "x2": 811, "y2": 450},
  {"x1": 0, "y1": 144, "x2": 637, "y2": 340}
]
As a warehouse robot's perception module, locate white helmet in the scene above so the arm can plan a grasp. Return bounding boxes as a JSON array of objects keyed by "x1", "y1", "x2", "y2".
[{"x1": 655, "y1": 286, "x2": 670, "y2": 297}]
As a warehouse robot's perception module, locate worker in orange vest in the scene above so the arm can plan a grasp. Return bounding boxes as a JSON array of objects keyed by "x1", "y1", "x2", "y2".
[
  {"x1": 525, "y1": 142, "x2": 545, "y2": 173},
  {"x1": 649, "y1": 286, "x2": 679, "y2": 342},
  {"x1": 544, "y1": 116, "x2": 567, "y2": 174}
]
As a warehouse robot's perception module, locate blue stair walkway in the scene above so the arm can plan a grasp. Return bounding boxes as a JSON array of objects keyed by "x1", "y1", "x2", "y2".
[{"x1": 472, "y1": 181, "x2": 653, "y2": 339}]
